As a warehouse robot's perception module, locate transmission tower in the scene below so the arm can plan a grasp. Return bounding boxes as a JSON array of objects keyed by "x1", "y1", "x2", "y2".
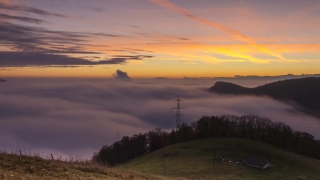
[{"x1": 171, "y1": 95, "x2": 185, "y2": 130}]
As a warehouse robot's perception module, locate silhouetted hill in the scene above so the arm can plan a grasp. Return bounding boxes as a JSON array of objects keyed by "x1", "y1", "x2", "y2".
[
  {"x1": 209, "y1": 77, "x2": 320, "y2": 116},
  {"x1": 0, "y1": 79, "x2": 6, "y2": 82},
  {"x1": 209, "y1": 81, "x2": 253, "y2": 94}
]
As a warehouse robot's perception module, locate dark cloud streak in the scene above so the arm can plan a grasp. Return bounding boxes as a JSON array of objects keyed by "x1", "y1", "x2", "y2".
[
  {"x1": 0, "y1": 52, "x2": 127, "y2": 67},
  {"x1": 113, "y1": 55, "x2": 153, "y2": 60},
  {"x1": 0, "y1": 2, "x2": 67, "y2": 17},
  {"x1": 0, "y1": 22, "x2": 92, "y2": 53},
  {"x1": 0, "y1": 13, "x2": 44, "y2": 24},
  {"x1": 0, "y1": 22, "x2": 137, "y2": 66}
]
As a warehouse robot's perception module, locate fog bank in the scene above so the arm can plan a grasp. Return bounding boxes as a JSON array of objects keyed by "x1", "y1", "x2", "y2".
[{"x1": 1, "y1": 78, "x2": 319, "y2": 159}]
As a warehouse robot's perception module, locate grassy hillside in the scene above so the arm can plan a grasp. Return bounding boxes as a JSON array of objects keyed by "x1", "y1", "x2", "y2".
[
  {"x1": 120, "y1": 138, "x2": 320, "y2": 180},
  {"x1": 0, "y1": 152, "x2": 171, "y2": 180}
]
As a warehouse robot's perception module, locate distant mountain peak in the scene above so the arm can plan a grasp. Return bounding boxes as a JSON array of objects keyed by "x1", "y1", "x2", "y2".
[{"x1": 209, "y1": 81, "x2": 252, "y2": 94}]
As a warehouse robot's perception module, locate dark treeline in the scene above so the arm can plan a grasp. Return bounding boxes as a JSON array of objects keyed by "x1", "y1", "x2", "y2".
[{"x1": 92, "y1": 115, "x2": 320, "y2": 166}]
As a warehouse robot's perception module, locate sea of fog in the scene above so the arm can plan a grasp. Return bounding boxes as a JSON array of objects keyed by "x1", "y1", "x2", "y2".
[{"x1": 1, "y1": 78, "x2": 320, "y2": 159}]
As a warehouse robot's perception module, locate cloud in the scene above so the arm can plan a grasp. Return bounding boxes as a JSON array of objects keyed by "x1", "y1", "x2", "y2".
[
  {"x1": 87, "y1": 32, "x2": 124, "y2": 38},
  {"x1": 0, "y1": 22, "x2": 141, "y2": 67},
  {"x1": 113, "y1": 70, "x2": 131, "y2": 81},
  {"x1": 0, "y1": 19, "x2": 125, "y2": 54},
  {"x1": 148, "y1": 0, "x2": 284, "y2": 61},
  {"x1": 1, "y1": 79, "x2": 320, "y2": 158},
  {"x1": 112, "y1": 55, "x2": 153, "y2": 60},
  {"x1": 0, "y1": 13, "x2": 44, "y2": 24},
  {"x1": 0, "y1": 52, "x2": 127, "y2": 67},
  {"x1": 0, "y1": 22, "x2": 95, "y2": 53},
  {"x1": 0, "y1": 2, "x2": 66, "y2": 17},
  {"x1": 85, "y1": 6, "x2": 105, "y2": 13}
]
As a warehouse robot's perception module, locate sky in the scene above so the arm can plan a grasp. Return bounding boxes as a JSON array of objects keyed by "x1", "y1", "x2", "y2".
[{"x1": 1, "y1": 0, "x2": 320, "y2": 78}]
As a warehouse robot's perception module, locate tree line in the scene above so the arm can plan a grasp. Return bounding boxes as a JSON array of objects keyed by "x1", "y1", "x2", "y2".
[{"x1": 92, "y1": 115, "x2": 320, "y2": 166}]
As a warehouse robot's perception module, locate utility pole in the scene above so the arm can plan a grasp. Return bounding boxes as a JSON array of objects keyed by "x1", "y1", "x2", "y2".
[{"x1": 171, "y1": 95, "x2": 185, "y2": 130}]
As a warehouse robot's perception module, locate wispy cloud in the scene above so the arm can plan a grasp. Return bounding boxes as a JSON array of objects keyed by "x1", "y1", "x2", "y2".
[
  {"x1": 85, "y1": 6, "x2": 105, "y2": 13},
  {"x1": 0, "y1": 2, "x2": 66, "y2": 17},
  {"x1": 0, "y1": 18, "x2": 152, "y2": 68},
  {"x1": 0, "y1": 22, "x2": 124, "y2": 54},
  {"x1": 113, "y1": 55, "x2": 153, "y2": 60},
  {"x1": 0, "y1": 22, "x2": 88, "y2": 53},
  {"x1": 0, "y1": 13, "x2": 44, "y2": 24},
  {"x1": 149, "y1": 0, "x2": 285, "y2": 61}
]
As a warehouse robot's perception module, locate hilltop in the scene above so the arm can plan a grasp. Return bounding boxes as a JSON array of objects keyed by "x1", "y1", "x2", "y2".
[
  {"x1": 209, "y1": 77, "x2": 320, "y2": 116},
  {"x1": 0, "y1": 79, "x2": 6, "y2": 82},
  {"x1": 121, "y1": 138, "x2": 320, "y2": 180},
  {"x1": 0, "y1": 152, "x2": 170, "y2": 180}
]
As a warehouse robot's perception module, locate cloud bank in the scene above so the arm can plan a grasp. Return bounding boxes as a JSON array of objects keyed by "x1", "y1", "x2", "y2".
[{"x1": 0, "y1": 78, "x2": 320, "y2": 159}]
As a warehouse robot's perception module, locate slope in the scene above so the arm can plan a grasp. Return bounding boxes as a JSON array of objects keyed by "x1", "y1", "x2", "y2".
[
  {"x1": 0, "y1": 152, "x2": 171, "y2": 180},
  {"x1": 120, "y1": 138, "x2": 320, "y2": 180}
]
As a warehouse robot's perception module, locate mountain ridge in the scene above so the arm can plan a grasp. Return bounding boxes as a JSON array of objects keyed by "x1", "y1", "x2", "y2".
[{"x1": 209, "y1": 77, "x2": 320, "y2": 116}]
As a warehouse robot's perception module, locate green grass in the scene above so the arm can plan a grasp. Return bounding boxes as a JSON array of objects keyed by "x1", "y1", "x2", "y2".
[
  {"x1": 3, "y1": 138, "x2": 319, "y2": 180},
  {"x1": 120, "y1": 138, "x2": 320, "y2": 180},
  {"x1": 0, "y1": 152, "x2": 172, "y2": 180}
]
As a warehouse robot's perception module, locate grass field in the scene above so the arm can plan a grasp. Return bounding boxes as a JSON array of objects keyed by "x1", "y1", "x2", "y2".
[
  {"x1": 0, "y1": 152, "x2": 172, "y2": 180},
  {"x1": 2, "y1": 138, "x2": 320, "y2": 180},
  {"x1": 120, "y1": 138, "x2": 320, "y2": 180}
]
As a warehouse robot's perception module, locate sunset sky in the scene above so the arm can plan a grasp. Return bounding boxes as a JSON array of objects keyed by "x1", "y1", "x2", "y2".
[{"x1": 1, "y1": 0, "x2": 320, "y2": 78}]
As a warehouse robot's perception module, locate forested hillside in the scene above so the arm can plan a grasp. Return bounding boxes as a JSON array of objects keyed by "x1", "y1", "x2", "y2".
[
  {"x1": 209, "y1": 77, "x2": 320, "y2": 116},
  {"x1": 93, "y1": 115, "x2": 320, "y2": 166},
  {"x1": 122, "y1": 138, "x2": 320, "y2": 180}
]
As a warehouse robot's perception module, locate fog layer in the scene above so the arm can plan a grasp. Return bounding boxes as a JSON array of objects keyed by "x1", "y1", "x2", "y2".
[{"x1": 1, "y1": 78, "x2": 319, "y2": 159}]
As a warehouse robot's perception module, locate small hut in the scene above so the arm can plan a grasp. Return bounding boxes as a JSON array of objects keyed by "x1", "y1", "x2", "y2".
[{"x1": 244, "y1": 155, "x2": 270, "y2": 169}]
